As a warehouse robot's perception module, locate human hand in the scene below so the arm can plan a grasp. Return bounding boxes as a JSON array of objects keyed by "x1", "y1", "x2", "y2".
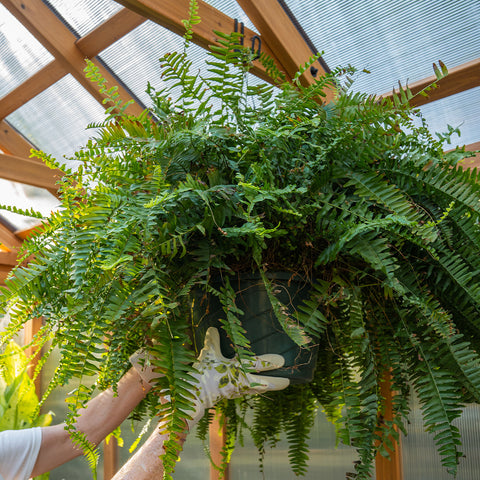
[
  {"x1": 186, "y1": 327, "x2": 290, "y2": 429},
  {"x1": 129, "y1": 348, "x2": 162, "y2": 387}
]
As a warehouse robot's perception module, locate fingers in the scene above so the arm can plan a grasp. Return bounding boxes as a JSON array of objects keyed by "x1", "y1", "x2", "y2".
[
  {"x1": 252, "y1": 353, "x2": 285, "y2": 372},
  {"x1": 248, "y1": 374, "x2": 290, "y2": 393},
  {"x1": 197, "y1": 327, "x2": 227, "y2": 362}
]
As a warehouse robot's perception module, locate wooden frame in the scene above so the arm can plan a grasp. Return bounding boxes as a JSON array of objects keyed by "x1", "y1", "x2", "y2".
[
  {"x1": 75, "y1": 8, "x2": 146, "y2": 59},
  {"x1": 375, "y1": 373, "x2": 403, "y2": 480},
  {"x1": 114, "y1": 0, "x2": 290, "y2": 83},
  {"x1": 382, "y1": 57, "x2": 480, "y2": 107},
  {"x1": 209, "y1": 412, "x2": 230, "y2": 480},
  {"x1": 0, "y1": 152, "x2": 62, "y2": 191},
  {"x1": 458, "y1": 142, "x2": 480, "y2": 169},
  {"x1": 0, "y1": 60, "x2": 66, "y2": 121},
  {"x1": 0, "y1": 120, "x2": 35, "y2": 157},
  {"x1": 236, "y1": 0, "x2": 334, "y2": 100},
  {"x1": 0, "y1": 222, "x2": 22, "y2": 252},
  {"x1": 0, "y1": 0, "x2": 144, "y2": 117}
]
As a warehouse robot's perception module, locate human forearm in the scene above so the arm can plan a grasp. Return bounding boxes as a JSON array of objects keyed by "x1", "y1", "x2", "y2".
[
  {"x1": 31, "y1": 368, "x2": 151, "y2": 476},
  {"x1": 75, "y1": 367, "x2": 152, "y2": 445},
  {"x1": 112, "y1": 425, "x2": 187, "y2": 480}
]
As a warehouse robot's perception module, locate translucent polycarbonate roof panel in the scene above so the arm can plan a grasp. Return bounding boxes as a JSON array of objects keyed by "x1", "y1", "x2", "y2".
[
  {"x1": 99, "y1": 20, "x2": 217, "y2": 108},
  {"x1": 203, "y1": 0, "x2": 258, "y2": 32},
  {"x1": 0, "y1": 180, "x2": 59, "y2": 230},
  {"x1": 6, "y1": 74, "x2": 106, "y2": 167},
  {"x1": 100, "y1": 18, "x2": 267, "y2": 111},
  {"x1": 419, "y1": 87, "x2": 480, "y2": 149},
  {"x1": 285, "y1": 0, "x2": 480, "y2": 94},
  {"x1": 0, "y1": 4, "x2": 54, "y2": 98},
  {"x1": 43, "y1": 0, "x2": 122, "y2": 37}
]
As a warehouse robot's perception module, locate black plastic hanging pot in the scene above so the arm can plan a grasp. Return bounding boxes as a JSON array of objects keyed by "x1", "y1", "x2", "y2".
[{"x1": 191, "y1": 272, "x2": 319, "y2": 384}]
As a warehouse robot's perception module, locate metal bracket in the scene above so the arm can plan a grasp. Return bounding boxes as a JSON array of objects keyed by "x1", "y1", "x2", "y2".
[{"x1": 234, "y1": 19, "x2": 262, "y2": 59}]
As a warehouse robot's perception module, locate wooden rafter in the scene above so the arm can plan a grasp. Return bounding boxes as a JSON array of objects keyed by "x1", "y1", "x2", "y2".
[
  {"x1": 0, "y1": 8, "x2": 146, "y2": 123},
  {"x1": 0, "y1": 222, "x2": 23, "y2": 252},
  {"x1": 209, "y1": 412, "x2": 230, "y2": 480},
  {"x1": 0, "y1": 265, "x2": 12, "y2": 286},
  {"x1": 235, "y1": 0, "x2": 334, "y2": 101},
  {"x1": 0, "y1": 60, "x2": 67, "y2": 121},
  {"x1": 0, "y1": 251, "x2": 19, "y2": 266},
  {"x1": 382, "y1": 57, "x2": 480, "y2": 107},
  {"x1": 0, "y1": 121, "x2": 60, "y2": 197},
  {"x1": 75, "y1": 7, "x2": 146, "y2": 58},
  {"x1": 0, "y1": 119, "x2": 34, "y2": 157},
  {"x1": 114, "y1": 0, "x2": 289, "y2": 83},
  {"x1": 0, "y1": 153, "x2": 62, "y2": 191},
  {"x1": 1, "y1": 0, "x2": 144, "y2": 117},
  {"x1": 458, "y1": 142, "x2": 480, "y2": 169}
]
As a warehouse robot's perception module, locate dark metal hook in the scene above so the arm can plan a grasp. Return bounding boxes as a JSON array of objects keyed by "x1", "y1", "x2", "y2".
[
  {"x1": 251, "y1": 35, "x2": 262, "y2": 60},
  {"x1": 233, "y1": 18, "x2": 245, "y2": 51}
]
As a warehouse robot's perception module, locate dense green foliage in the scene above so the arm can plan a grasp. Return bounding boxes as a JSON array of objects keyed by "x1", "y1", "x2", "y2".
[{"x1": 1, "y1": 7, "x2": 480, "y2": 478}]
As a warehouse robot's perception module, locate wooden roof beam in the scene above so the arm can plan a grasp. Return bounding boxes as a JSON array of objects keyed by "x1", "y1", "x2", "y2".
[
  {"x1": 0, "y1": 222, "x2": 23, "y2": 252},
  {"x1": 236, "y1": 0, "x2": 334, "y2": 101},
  {"x1": 114, "y1": 0, "x2": 289, "y2": 84},
  {"x1": 0, "y1": 265, "x2": 12, "y2": 285},
  {"x1": 1, "y1": 0, "x2": 144, "y2": 117},
  {"x1": 383, "y1": 57, "x2": 480, "y2": 107},
  {"x1": 0, "y1": 153, "x2": 62, "y2": 191},
  {"x1": 0, "y1": 120, "x2": 35, "y2": 158},
  {"x1": 0, "y1": 121, "x2": 60, "y2": 197},
  {"x1": 0, "y1": 251, "x2": 20, "y2": 266},
  {"x1": 458, "y1": 142, "x2": 480, "y2": 169},
  {"x1": 0, "y1": 8, "x2": 146, "y2": 123},
  {"x1": 0, "y1": 60, "x2": 67, "y2": 122},
  {"x1": 75, "y1": 7, "x2": 146, "y2": 58}
]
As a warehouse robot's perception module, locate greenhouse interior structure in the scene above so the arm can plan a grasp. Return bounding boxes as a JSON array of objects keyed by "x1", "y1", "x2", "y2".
[{"x1": 0, "y1": 0, "x2": 480, "y2": 479}]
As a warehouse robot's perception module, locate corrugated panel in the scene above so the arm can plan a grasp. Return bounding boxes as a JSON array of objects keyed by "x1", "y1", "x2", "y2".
[
  {"x1": 99, "y1": 19, "x2": 266, "y2": 111},
  {"x1": 42, "y1": 0, "x2": 122, "y2": 37},
  {"x1": 284, "y1": 0, "x2": 480, "y2": 149},
  {"x1": 284, "y1": 0, "x2": 479, "y2": 93},
  {"x1": 403, "y1": 398, "x2": 480, "y2": 479},
  {"x1": 99, "y1": 20, "x2": 194, "y2": 108},
  {"x1": 419, "y1": 87, "x2": 480, "y2": 149},
  {"x1": 230, "y1": 409, "x2": 359, "y2": 479},
  {"x1": 204, "y1": 0, "x2": 258, "y2": 32},
  {"x1": 6, "y1": 74, "x2": 105, "y2": 166},
  {"x1": 0, "y1": 4, "x2": 54, "y2": 98},
  {"x1": 0, "y1": 179, "x2": 58, "y2": 230}
]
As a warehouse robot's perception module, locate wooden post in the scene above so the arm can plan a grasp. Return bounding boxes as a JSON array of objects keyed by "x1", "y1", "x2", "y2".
[
  {"x1": 103, "y1": 437, "x2": 119, "y2": 480},
  {"x1": 375, "y1": 372, "x2": 403, "y2": 480},
  {"x1": 23, "y1": 316, "x2": 43, "y2": 398},
  {"x1": 209, "y1": 412, "x2": 230, "y2": 480}
]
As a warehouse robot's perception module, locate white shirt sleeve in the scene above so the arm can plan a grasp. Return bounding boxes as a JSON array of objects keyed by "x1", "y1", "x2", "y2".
[{"x1": 0, "y1": 428, "x2": 42, "y2": 480}]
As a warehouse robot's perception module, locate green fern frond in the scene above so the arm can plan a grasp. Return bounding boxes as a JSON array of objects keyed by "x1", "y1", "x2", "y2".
[{"x1": 411, "y1": 350, "x2": 463, "y2": 475}]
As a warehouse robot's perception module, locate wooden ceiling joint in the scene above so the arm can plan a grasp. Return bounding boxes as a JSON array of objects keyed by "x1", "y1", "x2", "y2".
[
  {"x1": 0, "y1": 119, "x2": 35, "y2": 158},
  {"x1": 114, "y1": 0, "x2": 290, "y2": 83},
  {"x1": 1, "y1": 0, "x2": 144, "y2": 117},
  {"x1": 0, "y1": 264, "x2": 12, "y2": 286},
  {"x1": 0, "y1": 222, "x2": 23, "y2": 252},
  {"x1": 0, "y1": 152, "x2": 62, "y2": 191},
  {"x1": 0, "y1": 251, "x2": 20, "y2": 267},
  {"x1": 0, "y1": 121, "x2": 61, "y2": 197},
  {"x1": 0, "y1": 60, "x2": 67, "y2": 122},
  {"x1": 382, "y1": 57, "x2": 480, "y2": 107},
  {"x1": 75, "y1": 7, "x2": 147, "y2": 58},
  {"x1": 458, "y1": 142, "x2": 480, "y2": 169},
  {"x1": 235, "y1": 0, "x2": 334, "y2": 101}
]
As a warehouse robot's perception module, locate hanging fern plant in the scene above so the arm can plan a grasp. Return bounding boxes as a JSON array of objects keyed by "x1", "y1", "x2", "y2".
[{"x1": 1, "y1": 3, "x2": 480, "y2": 478}]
